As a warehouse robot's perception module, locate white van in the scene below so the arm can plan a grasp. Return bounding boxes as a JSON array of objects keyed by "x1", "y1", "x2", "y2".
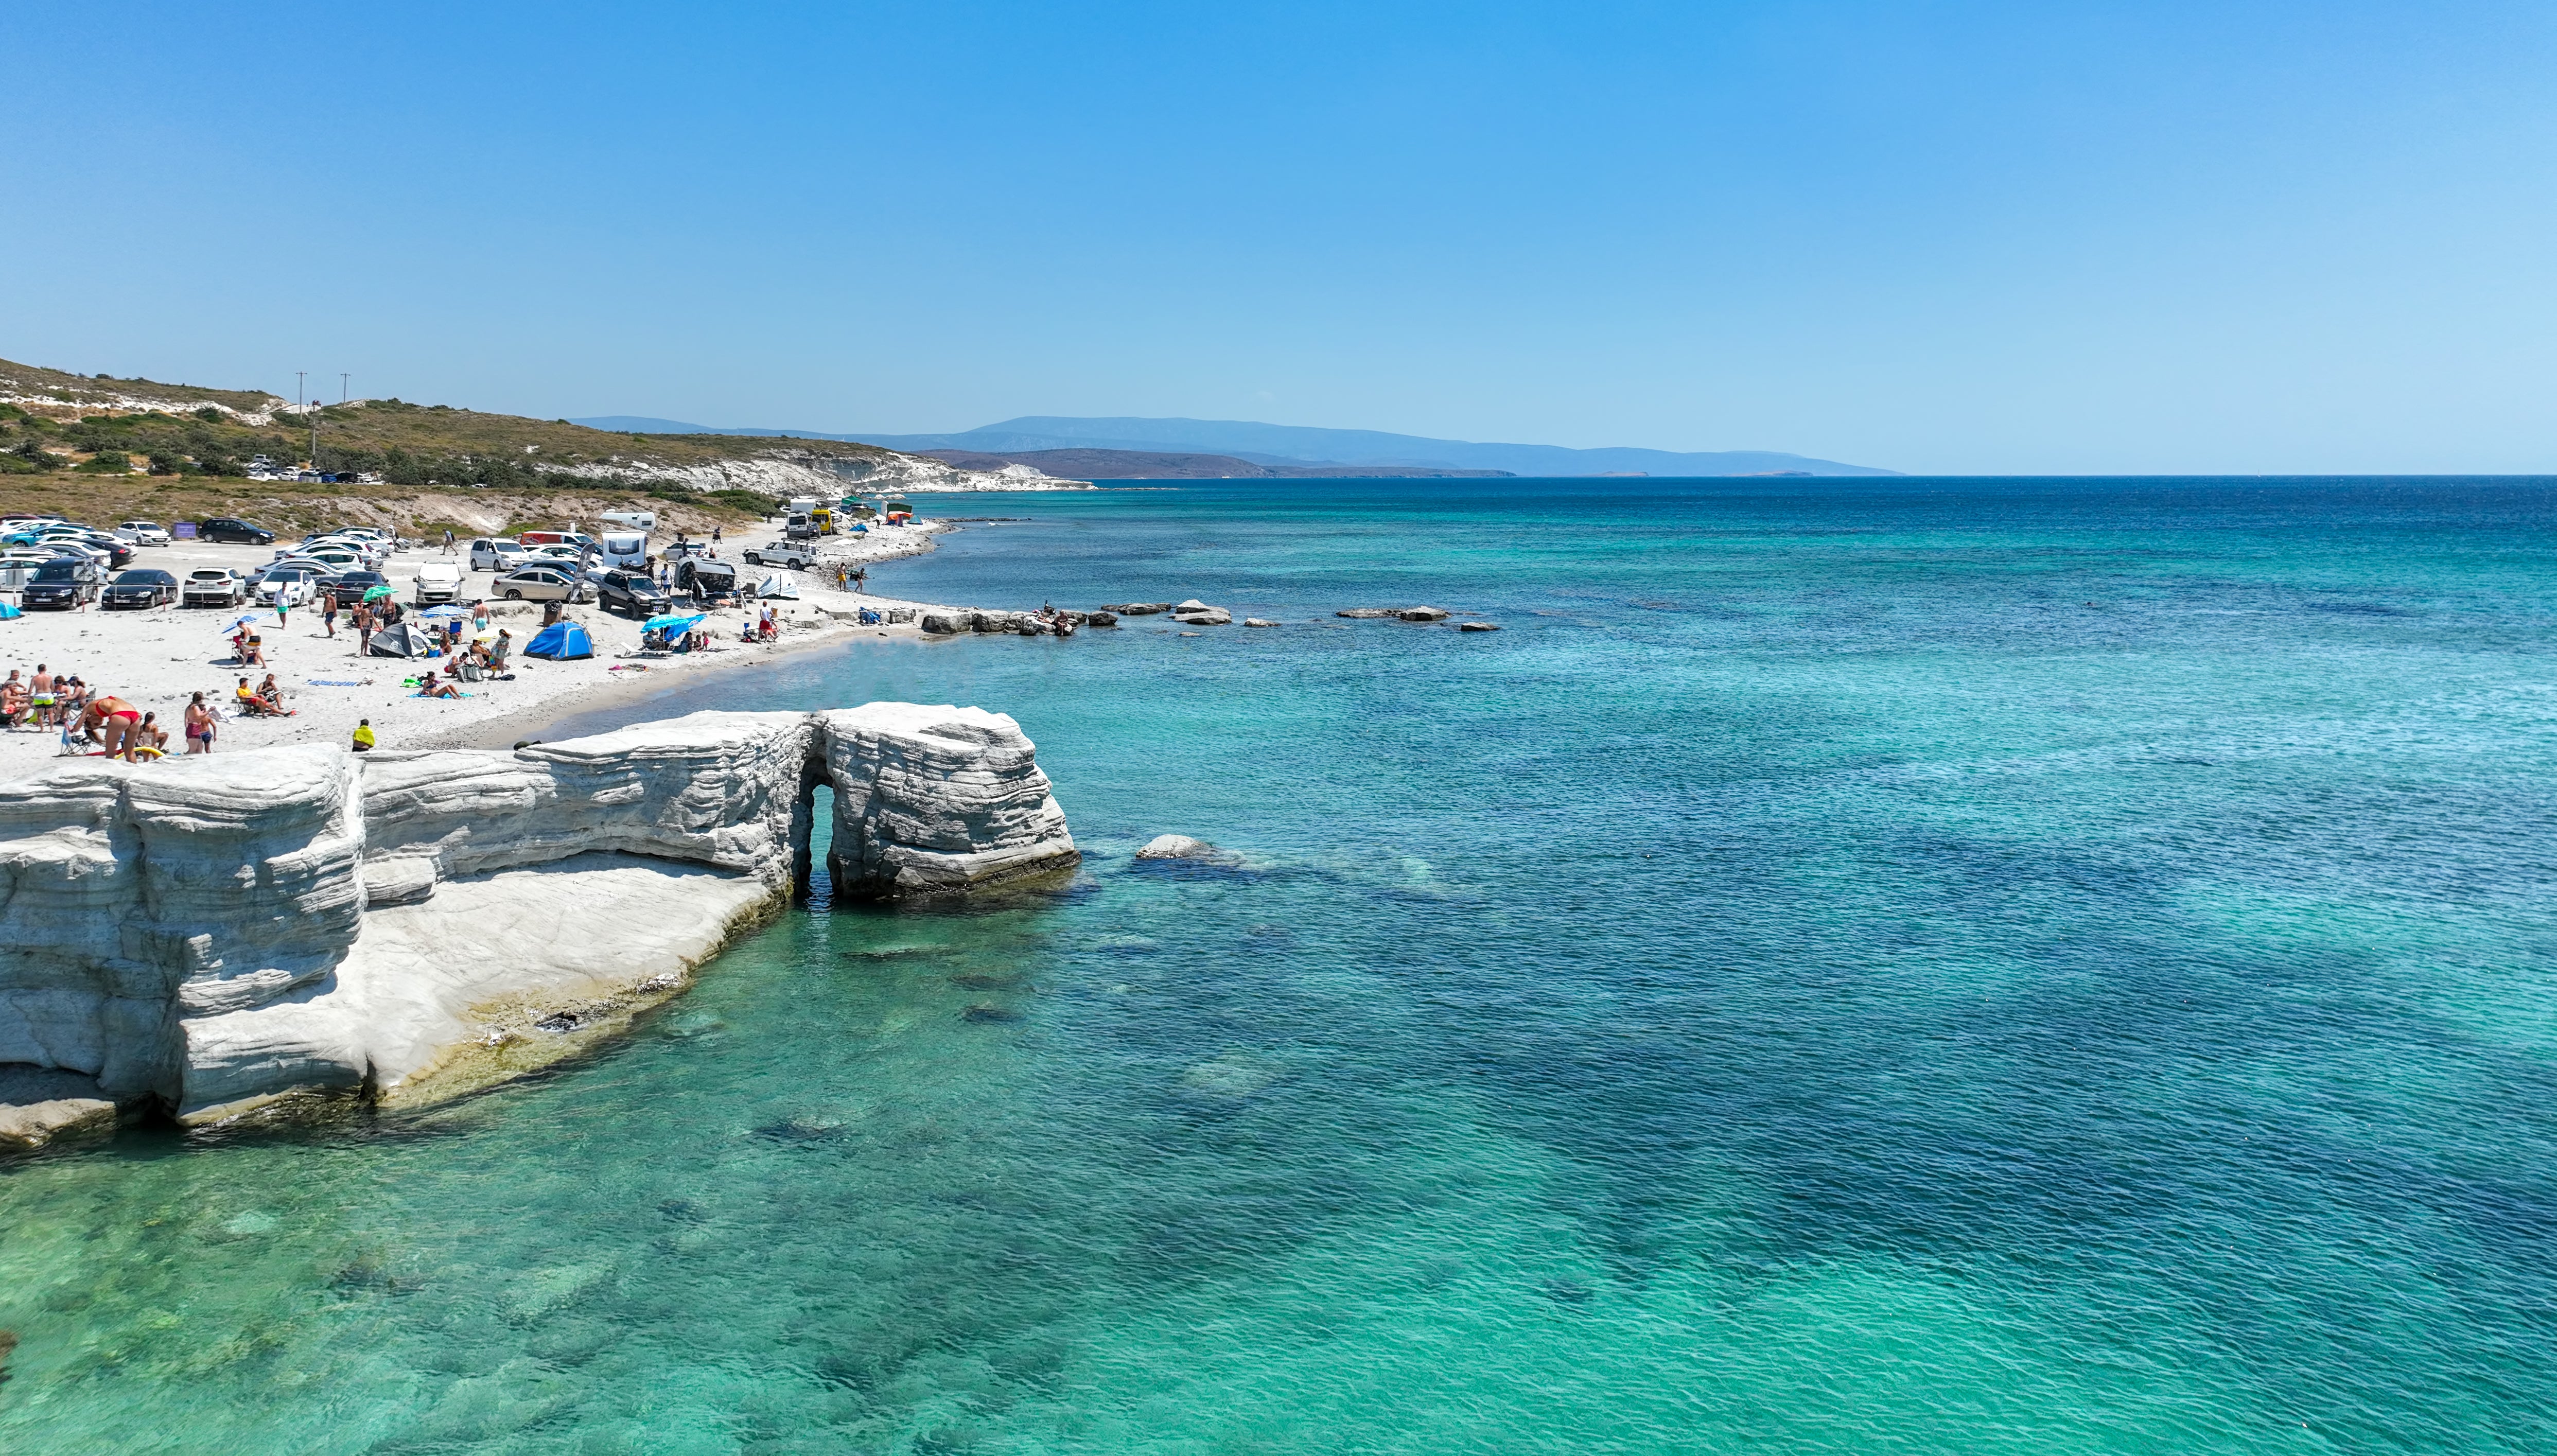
[{"x1": 599, "y1": 531, "x2": 649, "y2": 571}]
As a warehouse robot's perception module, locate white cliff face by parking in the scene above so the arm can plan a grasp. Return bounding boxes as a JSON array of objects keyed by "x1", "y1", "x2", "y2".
[{"x1": 0, "y1": 706, "x2": 1076, "y2": 1137}]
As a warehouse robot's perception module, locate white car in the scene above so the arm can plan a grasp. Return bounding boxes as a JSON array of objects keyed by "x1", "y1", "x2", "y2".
[
  {"x1": 253, "y1": 565, "x2": 322, "y2": 606},
  {"x1": 114, "y1": 520, "x2": 172, "y2": 546},
  {"x1": 469, "y1": 538, "x2": 530, "y2": 572},
  {"x1": 413, "y1": 561, "x2": 464, "y2": 605},
  {"x1": 523, "y1": 543, "x2": 587, "y2": 567},
  {"x1": 742, "y1": 541, "x2": 818, "y2": 570},
  {"x1": 183, "y1": 568, "x2": 249, "y2": 607}
]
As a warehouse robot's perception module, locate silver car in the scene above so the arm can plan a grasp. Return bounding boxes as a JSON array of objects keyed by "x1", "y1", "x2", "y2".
[{"x1": 492, "y1": 565, "x2": 593, "y2": 603}]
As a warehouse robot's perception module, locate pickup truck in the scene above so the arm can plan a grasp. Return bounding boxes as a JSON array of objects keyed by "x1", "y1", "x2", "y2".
[{"x1": 742, "y1": 541, "x2": 817, "y2": 570}]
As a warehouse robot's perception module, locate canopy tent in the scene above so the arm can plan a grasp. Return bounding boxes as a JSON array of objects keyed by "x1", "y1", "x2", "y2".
[
  {"x1": 641, "y1": 613, "x2": 705, "y2": 635},
  {"x1": 366, "y1": 621, "x2": 421, "y2": 658},
  {"x1": 754, "y1": 573, "x2": 799, "y2": 600},
  {"x1": 524, "y1": 621, "x2": 594, "y2": 660}
]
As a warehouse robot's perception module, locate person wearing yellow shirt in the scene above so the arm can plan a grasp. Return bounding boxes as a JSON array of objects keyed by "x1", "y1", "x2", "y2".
[{"x1": 352, "y1": 719, "x2": 376, "y2": 753}]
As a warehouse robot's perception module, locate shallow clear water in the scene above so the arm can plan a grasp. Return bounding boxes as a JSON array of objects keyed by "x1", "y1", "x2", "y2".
[{"x1": 7, "y1": 477, "x2": 2557, "y2": 1451}]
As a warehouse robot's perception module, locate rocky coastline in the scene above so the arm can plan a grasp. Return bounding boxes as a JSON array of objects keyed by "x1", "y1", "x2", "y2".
[{"x1": 0, "y1": 704, "x2": 1077, "y2": 1149}]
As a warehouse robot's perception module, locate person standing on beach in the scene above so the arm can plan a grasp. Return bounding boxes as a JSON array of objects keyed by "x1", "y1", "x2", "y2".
[
  {"x1": 29, "y1": 663, "x2": 55, "y2": 726},
  {"x1": 184, "y1": 692, "x2": 214, "y2": 753},
  {"x1": 354, "y1": 602, "x2": 374, "y2": 656},
  {"x1": 443, "y1": 529, "x2": 456, "y2": 554},
  {"x1": 322, "y1": 596, "x2": 338, "y2": 638}
]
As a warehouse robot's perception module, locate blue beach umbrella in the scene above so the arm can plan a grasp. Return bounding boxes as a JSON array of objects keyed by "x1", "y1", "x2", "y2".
[
  {"x1": 641, "y1": 613, "x2": 705, "y2": 636},
  {"x1": 217, "y1": 612, "x2": 264, "y2": 634},
  {"x1": 418, "y1": 604, "x2": 470, "y2": 619}
]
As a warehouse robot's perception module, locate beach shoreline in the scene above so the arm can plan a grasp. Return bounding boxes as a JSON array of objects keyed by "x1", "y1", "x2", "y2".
[{"x1": 0, "y1": 518, "x2": 971, "y2": 771}]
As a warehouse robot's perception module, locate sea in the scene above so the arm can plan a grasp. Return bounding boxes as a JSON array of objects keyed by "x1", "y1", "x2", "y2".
[{"x1": 5, "y1": 476, "x2": 2556, "y2": 1452}]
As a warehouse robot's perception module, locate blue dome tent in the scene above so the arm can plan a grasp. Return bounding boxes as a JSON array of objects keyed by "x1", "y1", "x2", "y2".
[{"x1": 523, "y1": 621, "x2": 594, "y2": 660}]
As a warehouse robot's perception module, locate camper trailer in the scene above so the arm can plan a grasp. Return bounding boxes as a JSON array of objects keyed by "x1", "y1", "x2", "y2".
[
  {"x1": 598, "y1": 510, "x2": 656, "y2": 533},
  {"x1": 598, "y1": 530, "x2": 650, "y2": 571}
]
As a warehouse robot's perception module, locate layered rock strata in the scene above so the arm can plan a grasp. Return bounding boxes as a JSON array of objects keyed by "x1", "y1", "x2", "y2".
[{"x1": 0, "y1": 705, "x2": 1075, "y2": 1133}]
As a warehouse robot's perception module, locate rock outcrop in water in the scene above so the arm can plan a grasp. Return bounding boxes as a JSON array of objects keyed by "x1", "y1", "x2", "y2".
[{"x1": 0, "y1": 706, "x2": 1076, "y2": 1132}]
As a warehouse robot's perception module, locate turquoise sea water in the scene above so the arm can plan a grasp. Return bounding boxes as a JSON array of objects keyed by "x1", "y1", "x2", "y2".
[{"x1": 6, "y1": 476, "x2": 2557, "y2": 1452}]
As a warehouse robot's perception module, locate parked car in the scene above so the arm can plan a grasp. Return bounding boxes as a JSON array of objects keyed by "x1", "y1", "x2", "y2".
[
  {"x1": 56, "y1": 532, "x2": 133, "y2": 569},
  {"x1": 114, "y1": 520, "x2": 172, "y2": 546},
  {"x1": 103, "y1": 568, "x2": 180, "y2": 609},
  {"x1": 253, "y1": 565, "x2": 323, "y2": 606},
  {"x1": 517, "y1": 530, "x2": 596, "y2": 552},
  {"x1": 413, "y1": 560, "x2": 465, "y2": 605},
  {"x1": 277, "y1": 546, "x2": 364, "y2": 573},
  {"x1": 491, "y1": 565, "x2": 593, "y2": 603},
  {"x1": 199, "y1": 517, "x2": 276, "y2": 546},
  {"x1": 523, "y1": 543, "x2": 587, "y2": 567},
  {"x1": 593, "y1": 568, "x2": 670, "y2": 617},
  {"x1": 784, "y1": 514, "x2": 819, "y2": 540},
  {"x1": 182, "y1": 568, "x2": 250, "y2": 607},
  {"x1": 742, "y1": 541, "x2": 817, "y2": 570},
  {"x1": 22, "y1": 557, "x2": 102, "y2": 610},
  {"x1": 469, "y1": 538, "x2": 530, "y2": 572},
  {"x1": 323, "y1": 570, "x2": 389, "y2": 608}
]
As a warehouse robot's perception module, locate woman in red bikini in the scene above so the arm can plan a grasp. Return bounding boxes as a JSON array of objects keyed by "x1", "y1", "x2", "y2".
[{"x1": 77, "y1": 695, "x2": 143, "y2": 761}]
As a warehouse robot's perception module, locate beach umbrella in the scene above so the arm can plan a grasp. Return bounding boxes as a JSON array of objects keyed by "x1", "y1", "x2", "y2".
[
  {"x1": 217, "y1": 612, "x2": 262, "y2": 633},
  {"x1": 641, "y1": 613, "x2": 705, "y2": 634},
  {"x1": 418, "y1": 604, "x2": 469, "y2": 619},
  {"x1": 362, "y1": 585, "x2": 395, "y2": 602}
]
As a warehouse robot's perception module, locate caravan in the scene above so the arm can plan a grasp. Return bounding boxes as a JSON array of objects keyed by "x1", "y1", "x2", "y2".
[{"x1": 598, "y1": 530, "x2": 649, "y2": 571}]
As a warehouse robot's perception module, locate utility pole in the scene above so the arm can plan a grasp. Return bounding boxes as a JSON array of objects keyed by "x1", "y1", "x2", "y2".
[
  {"x1": 298, "y1": 371, "x2": 316, "y2": 470},
  {"x1": 340, "y1": 373, "x2": 349, "y2": 405}
]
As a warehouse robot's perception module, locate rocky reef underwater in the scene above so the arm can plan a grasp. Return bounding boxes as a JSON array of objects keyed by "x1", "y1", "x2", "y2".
[{"x1": 0, "y1": 705, "x2": 1078, "y2": 1148}]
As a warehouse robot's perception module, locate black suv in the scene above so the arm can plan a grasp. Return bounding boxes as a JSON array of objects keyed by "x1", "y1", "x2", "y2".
[
  {"x1": 198, "y1": 517, "x2": 276, "y2": 546},
  {"x1": 593, "y1": 568, "x2": 671, "y2": 617},
  {"x1": 103, "y1": 568, "x2": 179, "y2": 609},
  {"x1": 23, "y1": 558, "x2": 100, "y2": 609}
]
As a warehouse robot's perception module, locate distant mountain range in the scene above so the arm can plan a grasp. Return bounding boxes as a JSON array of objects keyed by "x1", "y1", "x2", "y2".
[{"x1": 572, "y1": 415, "x2": 1897, "y2": 478}]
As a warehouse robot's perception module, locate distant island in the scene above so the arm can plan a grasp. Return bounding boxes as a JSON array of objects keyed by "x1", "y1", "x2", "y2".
[{"x1": 582, "y1": 414, "x2": 1899, "y2": 479}]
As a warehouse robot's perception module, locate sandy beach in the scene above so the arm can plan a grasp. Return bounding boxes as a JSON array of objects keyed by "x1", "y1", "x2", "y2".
[{"x1": 0, "y1": 518, "x2": 962, "y2": 769}]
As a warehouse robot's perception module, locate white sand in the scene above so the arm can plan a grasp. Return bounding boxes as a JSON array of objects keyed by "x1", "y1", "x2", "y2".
[{"x1": 0, "y1": 520, "x2": 958, "y2": 769}]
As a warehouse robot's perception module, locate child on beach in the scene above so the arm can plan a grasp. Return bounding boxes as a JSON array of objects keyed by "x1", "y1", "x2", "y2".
[
  {"x1": 352, "y1": 718, "x2": 375, "y2": 752},
  {"x1": 184, "y1": 692, "x2": 215, "y2": 753}
]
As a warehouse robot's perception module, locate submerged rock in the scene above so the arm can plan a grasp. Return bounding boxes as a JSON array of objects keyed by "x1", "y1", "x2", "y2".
[
  {"x1": 1112, "y1": 602, "x2": 1171, "y2": 615},
  {"x1": 1136, "y1": 834, "x2": 1221, "y2": 860},
  {"x1": 1336, "y1": 608, "x2": 1396, "y2": 619},
  {"x1": 960, "y1": 1004, "x2": 1024, "y2": 1024}
]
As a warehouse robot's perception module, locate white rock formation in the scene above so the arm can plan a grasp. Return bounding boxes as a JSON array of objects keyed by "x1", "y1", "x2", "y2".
[{"x1": 0, "y1": 706, "x2": 1076, "y2": 1132}]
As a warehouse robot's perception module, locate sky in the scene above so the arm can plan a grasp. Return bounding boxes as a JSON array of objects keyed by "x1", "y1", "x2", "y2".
[{"x1": 6, "y1": 1, "x2": 2555, "y2": 473}]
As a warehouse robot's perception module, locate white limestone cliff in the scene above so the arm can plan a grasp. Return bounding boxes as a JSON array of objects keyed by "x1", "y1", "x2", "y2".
[{"x1": 0, "y1": 705, "x2": 1076, "y2": 1133}]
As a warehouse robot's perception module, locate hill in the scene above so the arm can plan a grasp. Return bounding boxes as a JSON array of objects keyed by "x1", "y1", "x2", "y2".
[
  {"x1": 0, "y1": 357, "x2": 1035, "y2": 537},
  {"x1": 583, "y1": 413, "x2": 1898, "y2": 478},
  {"x1": 916, "y1": 448, "x2": 1511, "y2": 480}
]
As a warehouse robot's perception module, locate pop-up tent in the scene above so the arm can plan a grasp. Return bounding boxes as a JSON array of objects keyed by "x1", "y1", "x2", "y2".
[
  {"x1": 755, "y1": 573, "x2": 799, "y2": 600},
  {"x1": 366, "y1": 621, "x2": 421, "y2": 658},
  {"x1": 524, "y1": 621, "x2": 594, "y2": 660}
]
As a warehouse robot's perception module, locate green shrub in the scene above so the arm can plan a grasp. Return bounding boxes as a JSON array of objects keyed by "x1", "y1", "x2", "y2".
[{"x1": 80, "y1": 449, "x2": 132, "y2": 473}]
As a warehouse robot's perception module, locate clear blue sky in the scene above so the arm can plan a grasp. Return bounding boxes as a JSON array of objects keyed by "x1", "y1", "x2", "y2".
[{"x1": 7, "y1": 1, "x2": 2554, "y2": 473}]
